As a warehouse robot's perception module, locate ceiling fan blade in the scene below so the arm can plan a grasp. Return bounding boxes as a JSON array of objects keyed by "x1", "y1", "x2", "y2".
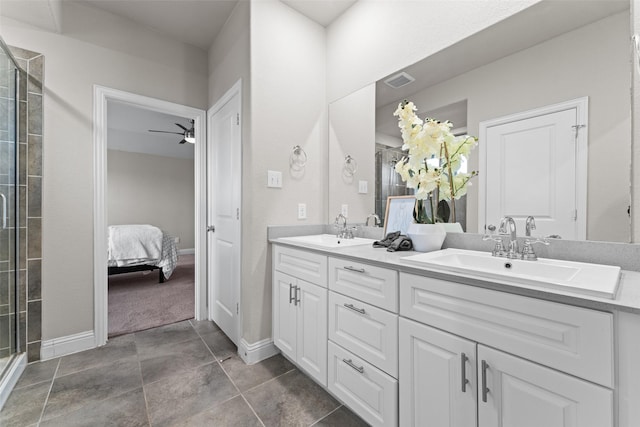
[
  {"x1": 178, "y1": 139, "x2": 187, "y2": 144},
  {"x1": 149, "y1": 130, "x2": 183, "y2": 135},
  {"x1": 175, "y1": 123, "x2": 188, "y2": 132}
]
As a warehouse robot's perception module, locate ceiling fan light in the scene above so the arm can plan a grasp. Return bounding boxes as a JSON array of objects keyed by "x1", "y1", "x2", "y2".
[{"x1": 185, "y1": 136, "x2": 196, "y2": 144}]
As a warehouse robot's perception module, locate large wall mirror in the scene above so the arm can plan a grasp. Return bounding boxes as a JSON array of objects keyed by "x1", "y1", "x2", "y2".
[{"x1": 329, "y1": 0, "x2": 632, "y2": 243}]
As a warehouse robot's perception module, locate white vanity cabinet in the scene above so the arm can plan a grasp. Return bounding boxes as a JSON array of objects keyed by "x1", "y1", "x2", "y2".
[
  {"x1": 399, "y1": 272, "x2": 614, "y2": 427},
  {"x1": 326, "y1": 257, "x2": 399, "y2": 427},
  {"x1": 272, "y1": 246, "x2": 328, "y2": 386}
]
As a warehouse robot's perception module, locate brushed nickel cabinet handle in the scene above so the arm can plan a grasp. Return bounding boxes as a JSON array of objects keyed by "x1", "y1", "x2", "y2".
[
  {"x1": 342, "y1": 358, "x2": 364, "y2": 373},
  {"x1": 461, "y1": 352, "x2": 470, "y2": 392},
  {"x1": 295, "y1": 286, "x2": 300, "y2": 305},
  {"x1": 289, "y1": 283, "x2": 295, "y2": 304},
  {"x1": 344, "y1": 266, "x2": 365, "y2": 273},
  {"x1": 343, "y1": 303, "x2": 366, "y2": 315},
  {"x1": 481, "y1": 360, "x2": 490, "y2": 402}
]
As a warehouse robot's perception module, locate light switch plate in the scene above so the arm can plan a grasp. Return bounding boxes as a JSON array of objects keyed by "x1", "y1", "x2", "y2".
[
  {"x1": 358, "y1": 180, "x2": 368, "y2": 194},
  {"x1": 341, "y1": 204, "x2": 348, "y2": 218},
  {"x1": 298, "y1": 203, "x2": 307, "y2": 219},
  {"x1": 267, "y1": 170, "x2": 282, "y2": 188}
]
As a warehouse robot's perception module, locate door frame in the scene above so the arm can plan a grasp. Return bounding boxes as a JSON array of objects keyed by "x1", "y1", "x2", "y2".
[
  {"x1": 206, "y1": 79, "x2": 242, "y2": 347},
  {"x1": 477, "y1": 97, "x2": 588, "y2": 238},
  {"x1": 93, "y1": 85, "x2": 207, "y2": 346}
]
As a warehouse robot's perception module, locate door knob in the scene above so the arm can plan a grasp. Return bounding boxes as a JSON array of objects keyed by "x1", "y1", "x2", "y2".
[{"x1": 207, "y1": 225, "x2": 215, "y2": 232}]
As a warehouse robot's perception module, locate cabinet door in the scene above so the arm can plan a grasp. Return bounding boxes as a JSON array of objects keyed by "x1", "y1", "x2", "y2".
[
  {"x1": 399, "y1": 318, "x2": 477, "y2": 427},
  {"x1": 273, "y1": 271, "x2": 297, "y2": 361},
  {"x1": 297, "y1": 279, "x2": 328, "y2": 386},
  {"x1": 477, "y1": 345, "x2": 613, "y2": 427}
]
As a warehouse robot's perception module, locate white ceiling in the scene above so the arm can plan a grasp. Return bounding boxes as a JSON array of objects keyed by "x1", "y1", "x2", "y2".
[
  {"x1": 107, "y1": 101, "x2": 194, "y2": 159},
  {"x1": 1, "y1": 0, "x2": 357, "y2": 50}
]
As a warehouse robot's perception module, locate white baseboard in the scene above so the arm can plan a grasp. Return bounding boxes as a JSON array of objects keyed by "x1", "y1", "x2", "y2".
[
  {"x1": 178, "y1": 248, "x2": 195, "y2": 255},
  {"x1": 41, "y1": 330, "x2": 97, "y2": 360},
  {"x1": 238, "y1": 338, "x2": 279, "y2": 365}
]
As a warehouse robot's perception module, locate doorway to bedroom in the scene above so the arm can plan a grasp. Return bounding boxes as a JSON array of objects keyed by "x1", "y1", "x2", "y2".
[
  {"x1": 94, "y1": 86, "x2": 207, "y2": 345},
  {"x1": 106, "y1": 102, "x2": 196, "y2": 337}
]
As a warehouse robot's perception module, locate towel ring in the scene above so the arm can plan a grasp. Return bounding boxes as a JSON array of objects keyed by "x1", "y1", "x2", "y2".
[
  {"x1": 290, "y1": 145, "x2": 307, "y2": 171},
  {"x1": 344, "y1": 155, "x2": 357, "y2": 176}
]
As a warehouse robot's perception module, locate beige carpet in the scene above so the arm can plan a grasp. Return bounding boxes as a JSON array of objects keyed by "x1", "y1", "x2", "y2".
[{"x1": 108, "y1": 254, "x2": 195, "y2": 337}]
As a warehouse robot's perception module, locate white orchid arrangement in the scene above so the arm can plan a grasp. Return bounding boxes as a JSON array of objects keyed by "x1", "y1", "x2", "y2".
[{"x1": 393, "y1": 100, "x2": 478, "y2": 224}]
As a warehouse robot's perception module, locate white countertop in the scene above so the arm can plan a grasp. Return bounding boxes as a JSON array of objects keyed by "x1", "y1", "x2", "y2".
[{"x1": 270, "y1": 237, "x2": 640, "y2": 314}]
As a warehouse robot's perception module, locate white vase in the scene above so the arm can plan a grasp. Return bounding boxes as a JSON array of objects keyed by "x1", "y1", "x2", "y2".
[
  {"x1": 441, "y1": 222, "x2": 463, "y2": 233},
  {"x1": 407, "y1": 223, "x2": 446, "y2": 252}
]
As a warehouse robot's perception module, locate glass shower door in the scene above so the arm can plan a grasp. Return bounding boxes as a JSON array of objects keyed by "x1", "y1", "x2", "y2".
[{"x1": 0, "y1": 44, "x2": 19, "y2": 375}]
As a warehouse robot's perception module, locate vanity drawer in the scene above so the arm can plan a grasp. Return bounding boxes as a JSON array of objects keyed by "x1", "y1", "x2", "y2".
[
  {"x1": 329, "y1": 291, "x2": 398, "y2": 378},
  {"x1": 328, "y1": 257, "x2": 398, "y2": 312},
  {"x1": 399, "y1": 272, "x2": 614, "y2": 388},
  {"x1": 273, "y1": 245, "x2": 327, "y2": 287},
  {"x1": 328, "y1": 341, "x2": 398, "y2": 427}
]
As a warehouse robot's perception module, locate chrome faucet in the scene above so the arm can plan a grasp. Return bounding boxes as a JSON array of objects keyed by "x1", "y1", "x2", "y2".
[
  {"x1": 498, "y1": 216, "x2": 519, "y2": 259},
  {"x1": 334, "y1": 213, "x2": 356, "y2": 239},
  {"x1": 365, "y1": 213, "x2": 381, "y2": 227},
  {"x1": 484, "y1": 216, "x2": 552, "y2": 260},
  {"x1": 521, "y1": 216, "x2": 549, "y2": 260},
  {"x1": 525, "y1": 216, "x2": 536, "y2": 237}
]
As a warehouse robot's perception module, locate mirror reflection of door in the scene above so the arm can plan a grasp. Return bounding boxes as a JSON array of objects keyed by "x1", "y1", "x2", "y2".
[{"x1": 480, "y1": 99, "x2": 588, "y2": 240}]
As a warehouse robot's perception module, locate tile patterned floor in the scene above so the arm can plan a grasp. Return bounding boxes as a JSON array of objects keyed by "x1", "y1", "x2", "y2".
[{"x1": 0, "y1": 320, "x2": 369, "y2": 426}]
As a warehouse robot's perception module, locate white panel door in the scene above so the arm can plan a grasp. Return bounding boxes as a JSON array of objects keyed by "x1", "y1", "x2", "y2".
[
  {"x1": 296, "y1": 279, "x2": 328, "y2": 386},
  {"x1": 478, "y1": 345, "x2": 613, "y2": 427},
  {"x1": 483, "y1": 106, "x2": 582, "y2": 240},
  {"x1": 207, "y1": 86, "x2": 241, "y2": 345},
  {"x1": 272, "y1": 271, "x2": 297, "y2": 361},
  {"x1": 399, "y1": 318, "x2": 477, "y2": 427}
]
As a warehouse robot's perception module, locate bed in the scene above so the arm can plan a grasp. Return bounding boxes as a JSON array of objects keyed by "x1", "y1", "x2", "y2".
[{"x1": 107, "y1": 224, "x2": 178, "y2": 283}]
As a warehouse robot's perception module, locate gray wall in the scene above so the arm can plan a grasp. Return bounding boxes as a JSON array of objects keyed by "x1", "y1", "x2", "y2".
[
  {"x1": 107, "y1": 149, "x2": 195, "y2": 250},
  {"x1": 1, "y1": 1, "x2": 208, "y2": 340}
]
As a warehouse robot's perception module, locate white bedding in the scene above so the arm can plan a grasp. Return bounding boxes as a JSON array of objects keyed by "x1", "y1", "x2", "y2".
[{"x1": 108, "y1": 225, "x2": 178, "y2": 279}]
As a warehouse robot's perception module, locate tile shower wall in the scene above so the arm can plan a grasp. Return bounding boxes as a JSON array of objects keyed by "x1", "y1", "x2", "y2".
[
  {"x1": 375, "y1": 145, "x2": 411, "y2": 224},
  {"x1": 10, "y1": 47, "x2": 43, "y2": 362}
]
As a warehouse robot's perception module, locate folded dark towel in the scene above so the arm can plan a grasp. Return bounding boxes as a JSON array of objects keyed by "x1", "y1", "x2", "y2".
[
  {"x1": 373, "y1": 231, "x2": 401, "y2": 248},
  {"x1": 387, "y1": 235, "x2": 413, "y2": 252}
]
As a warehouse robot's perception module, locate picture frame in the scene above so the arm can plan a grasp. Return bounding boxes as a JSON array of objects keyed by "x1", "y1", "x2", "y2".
[{"x1": 383, "y1": 195, "x2": 416, "y2": 235}]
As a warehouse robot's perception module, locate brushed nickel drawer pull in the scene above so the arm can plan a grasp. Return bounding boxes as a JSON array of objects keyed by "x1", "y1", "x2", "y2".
[
  {"x1": 461, "y1": 352, "x2": 469, "y2": 392},
  {"x1": 343, "y1": 358, "x2": 364, "y2": 373},
  {"x1": 481, "y1": 360, "x2": 490, "y2": 402},
  {"x1": 295, "y1": 286, "x2": 301, "y2": 305},
  {"x1": 344, "y1": 266, "x2": 365, "y2": 273},
  {"x1": 289, "y1": 283, "x2": 295, "y2": 304},
  {"x1": 343, "y1": 303, "x2": 366, "y2": 315}
]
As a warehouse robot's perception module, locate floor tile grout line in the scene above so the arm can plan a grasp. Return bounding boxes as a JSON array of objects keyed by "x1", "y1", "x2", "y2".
[
  {"x1": 239, "y1": 394, "x2": 267, "y2": 427},
  {"x1": 137, "y1": 352, "x2": 153, "y2": 427},
  {"x1": 240, "y1": 366, "x2": 297, "y2": 395},
  {"x1": 309, "y1": 404, "x2": 344, "y2": 426},
  {"x1": 35, "y1": 357, "x2": 61, "y2": 425},
  {"x1": 52, "y1": 352, "x2": 139, "y2": 380}
]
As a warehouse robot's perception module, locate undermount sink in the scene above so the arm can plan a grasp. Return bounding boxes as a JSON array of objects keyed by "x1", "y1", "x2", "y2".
[
  {"x1": 276, "y1": 234, "x2": 376, "y2": 249},
  {"x1": 402, "y1": 248, "x2": 621, "y2": 299}
]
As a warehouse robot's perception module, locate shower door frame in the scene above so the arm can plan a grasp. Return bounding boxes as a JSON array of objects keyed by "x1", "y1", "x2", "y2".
[{"x1": 0, "y1": 37, "x2": 27, "y2": 410}]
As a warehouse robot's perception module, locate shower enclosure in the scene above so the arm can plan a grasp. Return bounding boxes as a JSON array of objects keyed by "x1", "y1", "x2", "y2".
[{"x1": 0, "y1": 38, "x2": 25, "y2": 406}]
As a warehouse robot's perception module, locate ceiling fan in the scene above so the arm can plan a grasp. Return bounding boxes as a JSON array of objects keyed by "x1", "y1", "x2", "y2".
[{"x1": 148, "y1": 119, "x2": 195, "y2": 144}]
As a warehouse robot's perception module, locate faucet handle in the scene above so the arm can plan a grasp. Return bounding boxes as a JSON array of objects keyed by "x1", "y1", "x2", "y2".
[
  {"x1": 521, "y1": 237, "x2": 550, "y2": 260},
  {"x1": 483, "y1": 234, "x2": 507, "y2": 257}
]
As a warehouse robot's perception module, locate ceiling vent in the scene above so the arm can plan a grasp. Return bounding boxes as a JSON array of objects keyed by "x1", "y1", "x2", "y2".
[{"x1": 384, "y1": 71, "x2": 415, "y2": 89}]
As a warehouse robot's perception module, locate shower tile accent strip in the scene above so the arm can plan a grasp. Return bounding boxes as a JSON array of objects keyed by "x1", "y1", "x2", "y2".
[{"x1": 10, "y1": 46, "x2": 43, "y2": 363}]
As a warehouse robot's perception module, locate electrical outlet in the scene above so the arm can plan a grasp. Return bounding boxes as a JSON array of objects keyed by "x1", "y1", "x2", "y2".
[
  {"x1": 267, "y1": 170, "x2": 282, "y2": 188},
  {"x1": 174, "y1": 237, "x2": 180, "y2": 244},
  {"x1": 358, "y1": 180, "x2": 368, "y2": 194},
  {"x1": 341, "y1": 204, "x2": 348, "y2": 218},
  {"x1": 298, "y1": 203, "x2": 307, "y2": 220}
]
